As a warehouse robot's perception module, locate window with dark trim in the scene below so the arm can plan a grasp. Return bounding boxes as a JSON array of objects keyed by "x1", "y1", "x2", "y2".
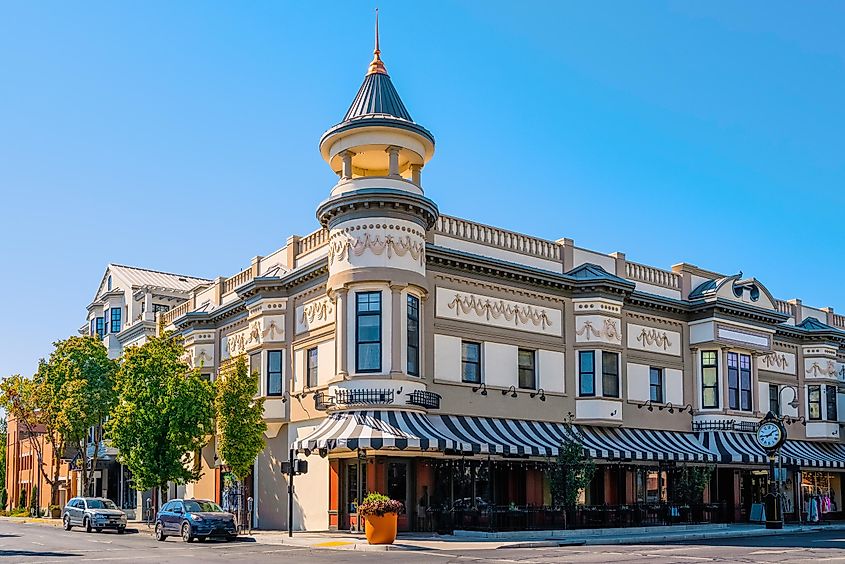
[
  {"x1": 518, "y1": 349, "x2": 536, "y2": 390},
  {"x1": 461, "y1": 341, "x2": 481, "y2": 384},
  {"x1": 95, "y1": 317, "x2": 104, "y2": 339},
  {"x1": 110, "y1": 307, "x2": 122, "y2": 334},
  {"x1": 103, "y1": 308, "x2": 109, "y2": 334},
  {"x1": 602, "y1": 351, "x2": 619, "y2": 398},
  {"x1": 808, "y1": 385, "x2": 822, "y2": 420},
  {"x1": 769, "y1": 384, "x2": 780, "y2": 416},
  {"x1": 407, "y1": 295, "x2": 420, "y2": 376},
  {"x1": 90, "y1": 319, "x2": 96, "y2": 337},
  {"x1": 727, "y1": 352, "x2": 752, "y2": 411},
  {"x1": 579, "y1": 351, "x2": 595, "y2": 397},
  {"x1": 650, "y1": 367, "x2": 664, "y2": 403},
  {"x1": 107, "y1": 276, "x2": 112, "y2": 291},
  {"x1": 267, "y1": 351, "x2": 283, "y2": 396},
  {"x1": 826, "y1": 385, "x2": 838, "y2": 421},
  {"x1": 306, "y1": 347, "x2": 318, "y2": 389},
  {"x1": 701, "y1": 351, "x2": 719, "y2": 408},
  {"x1": 153, "y1": 303, "x2": 170, "y2": 314},
  {"x1": 355, "y1": 292, "x2": 382, "y2": 373}
]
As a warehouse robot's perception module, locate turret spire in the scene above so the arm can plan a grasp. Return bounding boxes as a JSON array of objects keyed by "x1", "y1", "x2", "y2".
[{"x1": 367, "y1": 8, "x2": 388, "y2": 76}]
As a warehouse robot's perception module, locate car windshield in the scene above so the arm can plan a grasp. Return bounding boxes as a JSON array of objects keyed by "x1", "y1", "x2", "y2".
[
  {"x1": 87, "y1": 499, "x2": 117, "y2": 509},
  {"x1": 183, "y1": 500, "x2": 223, "y2": 513}
]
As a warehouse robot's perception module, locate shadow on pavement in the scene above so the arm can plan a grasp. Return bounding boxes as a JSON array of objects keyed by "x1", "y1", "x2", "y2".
[
  {"x1": 0, "y1": 549, "x2": 80, "y2": 558},
  {"x1": 681, "y1": 531, "x2": 845, "y2": 550}
]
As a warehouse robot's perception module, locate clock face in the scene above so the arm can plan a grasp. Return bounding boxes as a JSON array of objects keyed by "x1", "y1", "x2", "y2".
[{"x1": 757, "y1": 422, "x2": 783, "y2": 450}]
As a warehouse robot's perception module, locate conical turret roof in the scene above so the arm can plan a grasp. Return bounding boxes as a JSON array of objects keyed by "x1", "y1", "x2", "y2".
[{"x1": 342, "y1": 71, "x2": 413, "y2": 122}]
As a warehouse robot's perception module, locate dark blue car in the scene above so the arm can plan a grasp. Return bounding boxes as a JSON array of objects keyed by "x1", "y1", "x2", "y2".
[{"x1": 154, "y1": 499, "x2": 237, "y2": 543}]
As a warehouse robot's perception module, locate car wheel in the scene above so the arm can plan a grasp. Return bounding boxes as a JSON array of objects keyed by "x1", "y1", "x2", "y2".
[
  {"x1": 84, "y1": 518, "x2": 92, "y2": 533},
  {"x1": 154, "y1": 523, "x2": 167, "y2": 542},
  {"x1": 117, "y1": 526, "x2": 125, "y2": 534},
  {"x1": 181, "y1": 522, "x2": 194, "y2": 543},
  {"x1": 63, "y1": 515, "x2": 72, "y2": 531}
]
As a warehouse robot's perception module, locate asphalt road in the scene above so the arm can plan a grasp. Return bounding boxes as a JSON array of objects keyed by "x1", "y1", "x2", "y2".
[{"x1": 3, "y1": 520, "x2": 845, "y2": 563}]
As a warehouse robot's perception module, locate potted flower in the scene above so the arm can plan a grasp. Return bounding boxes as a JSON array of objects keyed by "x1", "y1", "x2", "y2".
[
  {"x1": 357, "y1": 492, "x2": 404, "y2": 545},
  {"x1": 49, "y1": 505, "x2": 61, "y2": 519}
]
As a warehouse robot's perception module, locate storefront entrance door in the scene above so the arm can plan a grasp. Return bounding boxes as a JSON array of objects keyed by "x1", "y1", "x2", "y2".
[{"x1": 386, "y1": 459, "x2": 411, "y2": 531}]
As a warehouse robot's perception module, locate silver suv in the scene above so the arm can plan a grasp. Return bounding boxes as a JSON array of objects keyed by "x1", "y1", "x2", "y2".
[{"x1": 62, "y1": 497, "x2": 127, "y2": 534}]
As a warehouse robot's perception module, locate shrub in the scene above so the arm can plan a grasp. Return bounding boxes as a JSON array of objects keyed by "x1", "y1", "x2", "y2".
[
  {"x1": 29, "y1": 486, "x2": 38, "y2": 511},
  {"x1": 0, "y1": 488, "x2": 7, "y2": 511},
  {"x1": 18, "y1": 488, "x2": 26, "y2": 510},
  {"x1": 357, "y1": 492, "x2": 404, "y2": 517}
]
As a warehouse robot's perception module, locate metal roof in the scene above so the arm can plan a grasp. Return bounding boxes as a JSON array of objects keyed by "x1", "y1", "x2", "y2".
[
  {"x1": 343, "y1": 71, "x2": 412, "y2": 122},
  {"x1": 566, "y1": 263, "x2": 630, "y2": 285}
]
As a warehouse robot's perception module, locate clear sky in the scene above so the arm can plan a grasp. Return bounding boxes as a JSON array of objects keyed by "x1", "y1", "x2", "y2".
[{"x1": 1, "y1": 1, "x2": 844, "y2": 378}]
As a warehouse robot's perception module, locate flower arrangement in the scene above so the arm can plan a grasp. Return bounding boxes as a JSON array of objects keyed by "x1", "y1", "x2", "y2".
[{"x1": 357, "y1": 492, "x2": 404, "y2": 517}]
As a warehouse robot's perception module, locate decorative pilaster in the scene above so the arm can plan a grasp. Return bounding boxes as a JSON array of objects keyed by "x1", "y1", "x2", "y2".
[{"x1": 335, "y1": 288, "x2": 349, "y2": 378}]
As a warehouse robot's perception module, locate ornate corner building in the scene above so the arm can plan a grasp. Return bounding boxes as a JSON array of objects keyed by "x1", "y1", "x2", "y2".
[{"x1": 67, "y1": 28, "x2": 845, "y2": 532}]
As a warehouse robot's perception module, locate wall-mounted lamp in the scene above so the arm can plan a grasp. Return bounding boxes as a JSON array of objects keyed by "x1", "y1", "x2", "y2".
[
  {"x1": 638, "y1": 400, "x2": 655, "y2": 412},
  {"x1": 502, "y1": 385, "x2": 518, "y2": 398},
  {"x1": 530, "y1": 388, "x2": 546, "y2": 402},
  {"x1": 471, "y1": 383, "x2": 488, "y2": 396},
  {"x1": 318, "y1": 447, "x2": 328, "y2": 458}
]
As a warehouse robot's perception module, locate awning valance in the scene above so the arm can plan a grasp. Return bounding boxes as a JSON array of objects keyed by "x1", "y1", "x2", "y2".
[
  {"x1": 698, "y1": 432, "x2": 845, "y2": 468},
  {"x1": 293, "y1": 410, "x2": 718, "y2": 462}
]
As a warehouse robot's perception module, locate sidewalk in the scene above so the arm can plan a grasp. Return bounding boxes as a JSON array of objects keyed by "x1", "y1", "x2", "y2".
[{"x1": 4, "y1": 516, "x2": 845, "y2": 552}]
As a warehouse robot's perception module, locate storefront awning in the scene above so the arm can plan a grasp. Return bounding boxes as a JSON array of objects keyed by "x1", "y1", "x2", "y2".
[
  {"x1": 698, "y1": 432, "x2": 845, "y2": 468},
  {"x1": 291, "y1": 410, "x2": 474, "y2": 453},
  {"x1": 294, "y1": 410, "x2": 718, "y2": 462}
]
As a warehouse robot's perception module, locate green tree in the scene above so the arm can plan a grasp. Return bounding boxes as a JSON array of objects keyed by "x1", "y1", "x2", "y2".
[
  {"x1": 215, "y1": 356, "x2": 266, "y2": 526},
  {"x1": 107, "y1": 333, "x2": 214, "y2": 504},
  {"x1": 673, "y1": 465, "x2": 713, "y2": 506},
  {"x1": 48, "y1": 337, "x2": 117, "y2": 496},
  {"x1": 0, "y1": 488, "x2": 8, "y2": 511},
  {"x1": 0, "y1": 372, "x2": 65, "y2": 507},
  {"x1": 215, "y1": 355, "x2": 266, "y2": 480},
  {"x1": 18, "y1": 488, "x2": 26, "y2": 510},
  {"x1": 546, "y1": 419, "x2": 596, "y2": 512}
]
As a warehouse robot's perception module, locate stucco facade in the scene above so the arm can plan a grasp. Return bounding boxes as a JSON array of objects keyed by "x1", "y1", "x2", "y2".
[{"x1": 139, "y1": 34, "x2": 845, "y2": 532}]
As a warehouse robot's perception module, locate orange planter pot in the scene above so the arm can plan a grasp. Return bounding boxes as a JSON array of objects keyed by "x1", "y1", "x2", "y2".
[{"x1": 364, "y1": 512, "x2": 398, "y2": 545}]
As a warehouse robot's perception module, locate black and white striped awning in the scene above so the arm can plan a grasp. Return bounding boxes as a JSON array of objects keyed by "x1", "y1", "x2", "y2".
[
  {"x1": 291, "y1": 410, "x2": 475, "y2": 453},
  {"x1": 293, "y1": 411, "x2": 718, "y2": 462},
  {"x1": 699, "y1": 432, "x2": 845, "y2": 468}
]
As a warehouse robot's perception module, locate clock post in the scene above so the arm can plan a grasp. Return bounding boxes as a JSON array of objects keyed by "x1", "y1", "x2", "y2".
[{"x1": 757, "y1": 411, "x2": 786, "y2": 529}]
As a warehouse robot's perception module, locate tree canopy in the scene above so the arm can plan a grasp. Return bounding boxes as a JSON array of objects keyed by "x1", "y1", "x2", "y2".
[
  {"x1": 215, "y1": 355, "x2": 267, "y2": 482},
  {"x1": 106, "y1": 333, "x2": 214, "y2": 493}
]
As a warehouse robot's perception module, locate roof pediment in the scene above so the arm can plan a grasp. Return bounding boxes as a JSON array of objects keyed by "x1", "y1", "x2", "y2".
[{"x1": 689, "y1": 274, "x2": 776, "y2": 311}]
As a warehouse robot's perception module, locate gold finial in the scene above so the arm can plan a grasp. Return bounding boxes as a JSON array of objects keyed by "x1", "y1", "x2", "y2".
[{"x1": 367, "y1": 8, "x2": 388, "y2": 76}]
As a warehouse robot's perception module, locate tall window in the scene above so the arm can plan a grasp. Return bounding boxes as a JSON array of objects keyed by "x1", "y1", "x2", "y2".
[
  {"x1": 95, "y1": 317, "x2": 104, "y2": 339},
  {"x1": 355, "y1": 292, "x2": 382, "y2": 373},
  {"x1": 407, "y1": 295, "x2": 420, "y2": 376},
  {"x1": 826, "y1": 385, "x2": 838, "y2": 421},
  {"x1": 650, "y1": 367, "x2": 664, "y2": 403},
  {"x1": 769, "y1": 384, "x2": 780, "y2": 416},
  {"x1": 461, "y1": 341, "x2": 481, "y2": 384},
  {"x1": 701, "y1": 351, "x2": 719, "y2": 408},
  {"x1": 249, "y1": 352, "x2": 261, "y2": 378},
  {"x1": 602, "y1": 351, "x2": 619, "y2": 398},
  {"x1": 808, "y1": 385, "x2": 822, "y2": 420},
  {"x1": 110, "y1": 307, "x2": 122, "y2": 333},
  {"x1": 727, "y1": 352, "x2": 752, "y2": 411},
  {"x1": 579, "y1": 351, "x2": 595, "y2": 397},
  {"x1": 90, "y1": 318, "x2": 96, "y2": 337},
  {"x1": 306, "y1": 347, "x2": 318, "y2": 388},
  {"x1": 518, "y1": 349, "x2": 536, "y2": 389},
  {"x1": 267, "y1": 351, "x2": 282, "y2": 396},
  {"x1": 103, "y1": 308, "x2": 109, "y2": 333},
  {"x1": 107, "y1": 275, "x2": 112, "y2": 291}
]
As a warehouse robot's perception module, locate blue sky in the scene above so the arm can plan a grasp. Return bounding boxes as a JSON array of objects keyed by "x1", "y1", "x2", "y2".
[{"x1": 1, "y1": 1, "x2": 843, "y2": 378}]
